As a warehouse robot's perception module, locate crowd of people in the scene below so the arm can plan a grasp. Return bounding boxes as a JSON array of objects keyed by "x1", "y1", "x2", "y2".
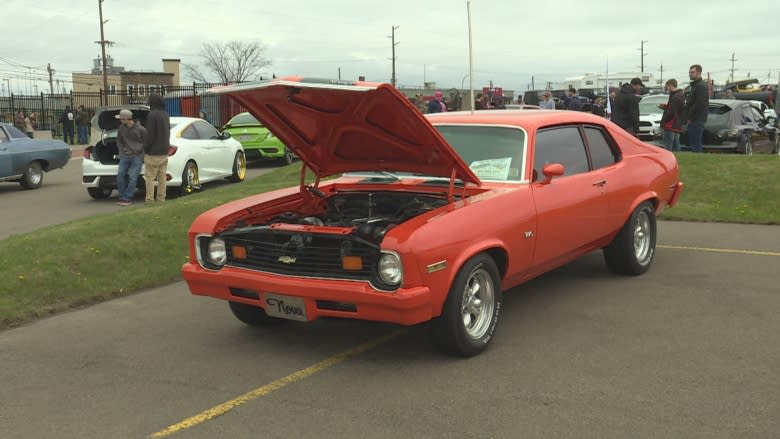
[{"x1": 530, "y1": 64, "x2": 713, "y2": 153}]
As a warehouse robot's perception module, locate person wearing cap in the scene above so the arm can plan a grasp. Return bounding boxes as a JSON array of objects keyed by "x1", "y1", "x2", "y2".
[
  {"x1": 539, "y1": 91, "x2": 555, "y2": 110},
  {"x1": 115, "y1": 109, "x2": 147, "y2": 206},
  {"x1": 685, "y1": 64, "x2": 709, "y2": 153},
  {"x1": 427, "y1": 91, "x2": 447, "y2": 113},
  {"x1": 611, "y1": 78, "x2": 644, "y2": 136}
]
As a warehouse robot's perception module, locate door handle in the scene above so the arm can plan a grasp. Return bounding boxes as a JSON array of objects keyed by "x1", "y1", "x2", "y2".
[{"x1": 592, "y1": 179, "x2": 607, "y2": 187}]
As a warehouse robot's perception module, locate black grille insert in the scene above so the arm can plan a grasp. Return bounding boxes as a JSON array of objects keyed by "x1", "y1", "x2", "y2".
[{"x1": 224, "y1": 229, "x2": 379, "y2": 281}]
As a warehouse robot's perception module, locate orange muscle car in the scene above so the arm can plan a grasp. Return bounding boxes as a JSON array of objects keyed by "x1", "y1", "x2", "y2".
[{"x1": 182, "y1": 76, "x2": 683, "y2": 357}]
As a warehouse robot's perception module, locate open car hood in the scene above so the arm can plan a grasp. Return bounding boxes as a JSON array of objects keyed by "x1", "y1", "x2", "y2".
[
  {"x1": 208, "y1": 77, "x2": 480, "y2": 184},
  {"x1": 92, "y1": 105, "x2": 150, "y2": 131}
]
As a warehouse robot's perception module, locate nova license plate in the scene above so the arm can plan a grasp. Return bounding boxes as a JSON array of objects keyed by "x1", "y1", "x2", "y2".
[
  {"x1": 263, "y1": 293, "x2": 307, "y2": 321},
  {"x1": 239, "y1": 135, "x2": 251, "y2": 141}
]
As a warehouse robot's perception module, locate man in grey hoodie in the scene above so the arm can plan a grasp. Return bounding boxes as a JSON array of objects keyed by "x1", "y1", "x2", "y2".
[
  {"x1": 115, "y1": 109, "x2": 147, "y2": 206},
  {"x1": 143, "y1": 94, "x2": 171, "y2": 202}
]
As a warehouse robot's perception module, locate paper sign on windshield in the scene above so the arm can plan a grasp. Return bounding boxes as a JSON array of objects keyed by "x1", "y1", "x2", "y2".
[{"x1": 469, "y1": 158, "x2": 512, "y2": 180}]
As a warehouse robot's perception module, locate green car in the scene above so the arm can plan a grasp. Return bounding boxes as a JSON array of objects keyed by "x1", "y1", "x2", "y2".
[{"x1": 222, "y1": 112, "x2": 295, "y2": 164}]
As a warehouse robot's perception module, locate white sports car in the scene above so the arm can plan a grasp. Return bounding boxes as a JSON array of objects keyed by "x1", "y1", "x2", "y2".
[
  {"x1": 638, "y1": 94, "x2": 667, "y2": 140},
  {"x1": 82, "y1": 105, "x2": 246, "y2": 199}
]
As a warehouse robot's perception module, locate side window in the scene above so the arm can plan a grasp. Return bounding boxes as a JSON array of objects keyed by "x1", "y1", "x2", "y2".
[
  {"x1": 0, "y1": 128, "x2": 9, "y2": 144},
  {"x1": 181, "y1": 124, "x2": 199, "y2": 140},
  {"x1": 533, "y1": 126, "x2": 589, "y2": 180},
  {"x1": 584, "y1": 126, "x2": 617, "y2": 170},
  {"x1": 193, "y1": 121, "x2": 219, "y2": 139}
]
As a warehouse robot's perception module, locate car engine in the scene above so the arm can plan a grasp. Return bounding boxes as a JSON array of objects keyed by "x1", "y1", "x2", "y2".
[{"x1": 268, "y1": 191, "x2": 449, "y2": 244}]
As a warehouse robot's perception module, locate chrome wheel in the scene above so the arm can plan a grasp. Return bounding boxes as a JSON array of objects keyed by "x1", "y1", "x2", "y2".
[
  {"x1": 20, "y1": 161, "x2": 43, "y2": 189},
  {"x1": 460, "y1": 267, "x2": 496, "y2": 339},
  {"x1": 633, "y1": 208, "x2": 652, "y2": 264},
  {"x1": 28, "y1": 165, "x2": 43, "y2": 185}
]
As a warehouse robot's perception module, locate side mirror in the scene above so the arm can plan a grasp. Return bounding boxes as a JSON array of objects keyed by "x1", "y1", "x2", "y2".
[
  {"x1": 541, "y1": 163, "x2": 565, "y2": 184},
  {"x1": 220, "y1": 131, "x2": 231, "y2": 140}
]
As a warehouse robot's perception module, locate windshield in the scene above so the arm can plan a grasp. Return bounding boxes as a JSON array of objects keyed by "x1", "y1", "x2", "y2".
[
  {"x1": 343, "y1": 125, "x2": 527, "y2": 183},
  {"x1": 227, "y1": 113, "x2": 261, "y2": 126},
  {"x1": 435, "y1": 125, "x2": 526, "y2": 182}
]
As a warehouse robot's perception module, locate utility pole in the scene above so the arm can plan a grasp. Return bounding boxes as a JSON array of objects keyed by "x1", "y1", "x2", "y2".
[
  {"x1": 729, "y1": 51, "x2": 737, "y2": 82},
  {"x1": 338, "y1": 67, "x2": 341, "y2": 80},
  {"x1": 47, "y1": 63, "x2": 55, "y2": 95},
  {"x1": 659, "y1": 63, "x2": 663, "y2": 85},
  {"x1": 638, "y1": 40, "x2": 648, "y2": 73},
  {"x1": 531, "y1": 75, "x2": 535, "y2": 90},
  {"x1": 97, "y1": 0, "x2": 114, "y2": 103},
  {"x1": 388, "y1": 25, "x2": 399, "y2": 87}
]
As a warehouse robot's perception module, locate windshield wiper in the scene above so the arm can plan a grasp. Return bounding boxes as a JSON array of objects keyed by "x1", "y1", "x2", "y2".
[{"x1": 420, "y1": 178, "x2": 465, "y2": 186}]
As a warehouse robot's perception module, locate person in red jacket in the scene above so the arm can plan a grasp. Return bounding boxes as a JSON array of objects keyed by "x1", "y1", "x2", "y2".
[{"x1": 659, "y1": 79, "x2": 685, "y2": 151}]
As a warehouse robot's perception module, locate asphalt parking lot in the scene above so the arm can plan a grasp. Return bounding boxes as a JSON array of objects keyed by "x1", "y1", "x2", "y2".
[{"x1": 1, "y1": 221, "x2": 778, "y2": 439}]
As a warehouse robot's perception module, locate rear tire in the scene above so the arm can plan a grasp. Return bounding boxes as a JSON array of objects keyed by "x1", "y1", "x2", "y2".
[
  {"x1": 20, "y1": 161, "x2": 43, "y2": 190},
  {"x1": 603, "y1": 201, "x2": 657, "y2": 275},
  {"x1": 229, "y1": 301, "x2": 286, "y2": 327},
  {"x1": 87, "y1": 187, "x2": 113, "y2": 199},
  {"x1": 430, "y1": 254, "x2": 502, "y2": 357},
  {"x1": 178, "y1": 160, "x2": 200, "y2": 196}
]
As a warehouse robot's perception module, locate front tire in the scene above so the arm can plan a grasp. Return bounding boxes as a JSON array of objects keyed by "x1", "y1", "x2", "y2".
[
  {"x1": 603, "y1": 201, "x2": 657, "y2": 275},
  {"x1": 20, "y1": 161, "x2": 43, "y2": 189},
  {"x1": 87, "y1": 187, "x2": 113, "y2": 199},
  {"x1": 229, "y1": 151, "x2": 246, "y2": 182},
  {"x1": 431, "y1": 254, "x2": 502, "y2": 357},
  {"x1": 229, "y1": 301, "x2": 286, "y2": 327},
  {"x1": 281, "y1": 147, "x2": 294, "y2": 166}
]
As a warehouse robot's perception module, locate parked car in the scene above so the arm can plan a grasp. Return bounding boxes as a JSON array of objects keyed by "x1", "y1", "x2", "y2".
[
  {"x1": 82, "y1": 106, "x2": 247, "y2": 199},
  {"x1": 0, "y1": 123, "x2": 71, "y2": 190},
  {"x1": 638, "y1": 94, "x2": 668, "y2": 140},
  {"x1": 222, "y1": 112, "x2": 295, "y2": 165},
  {"x1": 181, "y1": 77, "x2": 684, "y2": 357},
  {"x1": 678, "y1": 99, "x2": 779, "y2": 154}
]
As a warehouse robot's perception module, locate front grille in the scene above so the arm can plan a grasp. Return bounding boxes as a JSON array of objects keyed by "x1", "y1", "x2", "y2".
[
  {"x1": 224, "y1": 229, "x2": 379, "y2": 281},
  {"x1": 260, "y1": 147, "x2": 280, "y2": 154},
  {"x1": 639, "y1": 121, "x2": 652, "y2": 127}
]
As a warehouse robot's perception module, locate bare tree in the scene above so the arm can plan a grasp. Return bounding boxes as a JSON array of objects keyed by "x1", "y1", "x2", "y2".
[{"x1": 184, "y1": 40, "x2": 272, "y2": 83}]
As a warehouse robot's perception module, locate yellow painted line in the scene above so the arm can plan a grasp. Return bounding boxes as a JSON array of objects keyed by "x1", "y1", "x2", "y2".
[
  {"x1": 149, "y1": 329, "x2": 406, "y2": 438},
  {"x1": 658, "y1": 244, "x2": 780, "y2": 257}
]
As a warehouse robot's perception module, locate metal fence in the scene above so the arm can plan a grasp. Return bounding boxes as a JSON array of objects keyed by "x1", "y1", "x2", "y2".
[{"x1": 0, "y1": 83, "x2": 249, "y2": 137}]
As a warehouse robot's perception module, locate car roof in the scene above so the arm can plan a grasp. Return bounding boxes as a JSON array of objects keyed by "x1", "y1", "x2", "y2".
[{"x1": 425, "y1": 109, "x2": 608, "y2": 130}]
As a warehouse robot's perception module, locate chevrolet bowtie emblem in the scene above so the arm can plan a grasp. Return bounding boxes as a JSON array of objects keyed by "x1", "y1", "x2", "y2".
[{"x1": 278, "y1": 256, "x2": 297, "y2": 264}]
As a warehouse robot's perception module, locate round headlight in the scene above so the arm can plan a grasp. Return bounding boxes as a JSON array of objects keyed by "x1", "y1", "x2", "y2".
[
  {"x1": 207, "y1": 238, "x2": 227, "y2": 266},
  {"x1": 378, "y1": 252, "x2": 403, "y2": 285}
]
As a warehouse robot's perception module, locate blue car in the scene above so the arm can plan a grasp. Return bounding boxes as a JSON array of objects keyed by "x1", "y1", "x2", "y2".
[{"x1": 0, "y1": 123, "x2": 71, "y2": 189}]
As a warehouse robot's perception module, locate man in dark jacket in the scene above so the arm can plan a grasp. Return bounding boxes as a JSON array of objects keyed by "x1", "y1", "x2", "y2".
[
  {"x1": 59, "y1": 106, "x2": 76, "y2": 145},
  {"x1": 564, "y1": 88, "x2": 583, "y2": 111},
  {"x1": 612, "y1": 78, "x2": 643, "y2": 135},
  {"x1": 143, "y1": 94, "x2": 171, "y2": 202},
  {"x1": 660, "y1": 79, "x2": 685, "y2": 151},
  {"x1": 685, "y1": 64, "x2": 709, "y2": 153}
]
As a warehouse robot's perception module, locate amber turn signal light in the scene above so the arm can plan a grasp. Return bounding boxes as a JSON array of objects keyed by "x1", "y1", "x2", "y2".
[
  {"x1": 232, "y1": 245, "x2": 247, "y2": 259},
  {"x1": 342, "y1": 256, "x2": 363, "y2": 270}
]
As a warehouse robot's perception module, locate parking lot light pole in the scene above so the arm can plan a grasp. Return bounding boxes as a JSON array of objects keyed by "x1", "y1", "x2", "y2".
[{"x1": 467, "y1": 1, "x2": 474, "y2": 114}]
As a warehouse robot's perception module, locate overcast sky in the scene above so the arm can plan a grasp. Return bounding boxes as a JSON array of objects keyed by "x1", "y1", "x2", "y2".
[{"x1": 2, "y1": 0, "x2": 778, "y2": 95}]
